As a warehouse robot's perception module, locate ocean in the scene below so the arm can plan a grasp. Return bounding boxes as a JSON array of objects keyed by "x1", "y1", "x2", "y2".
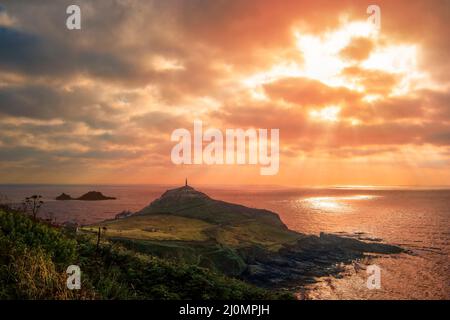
[{"x1": 0, "y1": 184, "x2": 448, "y2": 299}]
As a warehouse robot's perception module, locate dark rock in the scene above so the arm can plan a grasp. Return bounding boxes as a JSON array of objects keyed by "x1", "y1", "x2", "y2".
[
  {"x1": 76, "y1": 191, "x2": 116, "y2": 201},
  {"x1": 241, "y1": 233, "x2": 405, "y2": 287},
  {"x1": 55, "y1": 193, "x2": 74, "y2": 200}
]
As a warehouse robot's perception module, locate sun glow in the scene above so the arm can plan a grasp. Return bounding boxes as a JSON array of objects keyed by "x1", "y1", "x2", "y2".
[
  {"x1": 310, "y1": 106, "x2": 341, "y2": 122},
  {"x1": 293, "y1": 21, "x2": 377, "y2": 88},
  {"x1": 242, "y1": 19, "x2": 425, "y2": 100},
  {"x1": 242, "y1": 62, "x2": 303, "y2": 87},
  {"x1": 361, "y1": 44, "x2": 427, "y2": 95},
  {"x1": 241, "y1": 21, "x2": 377, "y2": 90}
]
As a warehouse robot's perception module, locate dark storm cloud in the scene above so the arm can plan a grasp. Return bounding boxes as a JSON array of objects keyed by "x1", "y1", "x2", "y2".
[
  {"x1": 0, "y1": 84, "x2": 85, "y2": 119},
  {"x1": 0, "y1": 145, "x2": 147, "y2": 164},
  {"x1": 0, "y1": 26, "x2": 134, "y2": 80},
  {"x1": 0, "y1": 0, "x2": 224, "y2": 93},
  {"x1": 0, "y1": 84, "x2": 121, "y2": 129}
]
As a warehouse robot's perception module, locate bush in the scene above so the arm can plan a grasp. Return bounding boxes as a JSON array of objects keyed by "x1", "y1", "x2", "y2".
[{"x1": 0, "y1": 210, "x2": 93, "y2": 299}]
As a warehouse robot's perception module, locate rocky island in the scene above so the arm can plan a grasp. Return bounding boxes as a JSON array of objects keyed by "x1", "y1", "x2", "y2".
[
  {"x1": 56, "y1": 191, "x2": 116, "y2": 201},
  {"x1": 77, "y1": 191, "x2": 116, "y2": 201},
  {"x1": 55, "y1": 193, "x2": 73, "y2": 200},
  {"x1": 84, "y1": 183, "x2": 404, "y2": 287}
]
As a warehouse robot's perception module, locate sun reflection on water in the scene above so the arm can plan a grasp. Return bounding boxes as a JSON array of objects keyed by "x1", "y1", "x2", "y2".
[{"x1": 300, "y1": 195, "x2": 378, "y2": 213}]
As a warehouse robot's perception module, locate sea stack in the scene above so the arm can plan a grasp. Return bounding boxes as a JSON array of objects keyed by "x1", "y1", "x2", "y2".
[
  {"x1": 55, "y1": 193, "x2": 73, "y2": 200},
  {"x1": 76, "y1": 191, "x2": 116, "y2": 201}
]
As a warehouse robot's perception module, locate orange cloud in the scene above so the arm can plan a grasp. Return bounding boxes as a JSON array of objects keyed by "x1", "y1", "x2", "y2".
[{"x1": 0, "y1": 0, "x2": 448, "y2": 186}]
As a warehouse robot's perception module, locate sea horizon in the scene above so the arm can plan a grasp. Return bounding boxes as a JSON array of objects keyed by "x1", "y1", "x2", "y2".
[{"x1": 1, "y1": 182, "x2": 450, "y2": 191}]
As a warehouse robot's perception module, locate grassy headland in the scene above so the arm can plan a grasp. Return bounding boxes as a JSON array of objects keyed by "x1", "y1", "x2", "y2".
[
  {"x1": 82, "y1": 185, "x2": 404, "y2": 287},
  {"x1": 0, "y1": 208, "x2": 293, "y2": 299}
]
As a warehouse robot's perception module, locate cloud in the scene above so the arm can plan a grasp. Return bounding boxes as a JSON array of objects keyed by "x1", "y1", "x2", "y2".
[
  {"x1": 131, "y1": 111, "x2": 188, "y2": 133},
  {"x1": 214, "y1": 98, "x2": 449, "y2": 151},
  {"x1": 0, "y1": 26, "x2": 134, "y2": 81},
  {"x1": 342, "y1": 96, "x2": 424, "y2": 121},
  {"x1": 263, "y1": 77, "x2": 362, "y2": 107},
  {"x1": 0, "y1": 84, "x2": 122, "y2": 129},
  {"x1": 0, "y1": 0, "x2": 449, "y2": 185},
  {"x1": 340, "y1": 37, "x2": 374, "y2": 61},
  {"x1": 340, "y1": 66, "x2": 399, "y2": 95}
]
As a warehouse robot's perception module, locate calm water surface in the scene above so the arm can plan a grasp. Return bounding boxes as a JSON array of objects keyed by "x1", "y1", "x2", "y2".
[{"x1": 0, "y1": 184, "x2": 448, "y2": 299}]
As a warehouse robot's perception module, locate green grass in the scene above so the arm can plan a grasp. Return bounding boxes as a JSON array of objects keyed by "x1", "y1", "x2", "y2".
[
  {"x1": 86, "y1": 214, "x2": 301, "y2": 250},
  {"x1": 83, "y1": 215, "x2": 212, "y2": 242},
  {"x1": 81, "y1": 212, "x2": 302, "y2": 278},
  {"x1": 111, "y1": 238, "x2": 248, "y2": 276},
  {"x1": 0, "y1": 209, "x2": 294, "y2": 300},
  {"x1": 211, "y1": 221, "x2": 301, "y2": 250}
]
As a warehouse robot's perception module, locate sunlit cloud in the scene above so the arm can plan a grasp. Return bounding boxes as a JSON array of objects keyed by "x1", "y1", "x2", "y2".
[
  {"x1": 0, "y1": 0, "x2": 448, "y2": 185},
  {"x1": 310, "y1": 106, "x2": 341, "y2": 122}
]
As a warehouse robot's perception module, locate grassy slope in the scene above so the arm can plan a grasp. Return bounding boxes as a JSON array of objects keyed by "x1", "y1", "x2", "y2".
[
  {"x1": 0, "y1": 209, "x2": 293, "y2": 299},
  {"x1": 85, "y1": 215, "x2": 213, "y2": 242},
  {"x1": 82, "y1": 209, "x2": 302, "y2": 278},
  {"x1": 86, "y1": 214, "x2": 300, "y2": 250}
]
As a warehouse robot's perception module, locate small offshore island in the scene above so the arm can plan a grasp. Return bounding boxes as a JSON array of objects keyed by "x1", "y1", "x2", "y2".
[
  {"x1": 84, "y1": 182, "x2": 404, "y2": 288},
  {"x1": 56, "y1": 191, "x2": 116, "y2": 201}
]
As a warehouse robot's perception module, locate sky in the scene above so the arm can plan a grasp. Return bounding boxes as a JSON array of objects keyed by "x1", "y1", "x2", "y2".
[{"x1": 0, "y1": 0, "x2": 449, "y2": 186}]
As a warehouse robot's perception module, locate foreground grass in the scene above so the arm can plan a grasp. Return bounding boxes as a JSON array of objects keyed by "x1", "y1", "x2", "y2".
[{"x1": 0, "y1": 209, "x2": 293, "y2": 300}]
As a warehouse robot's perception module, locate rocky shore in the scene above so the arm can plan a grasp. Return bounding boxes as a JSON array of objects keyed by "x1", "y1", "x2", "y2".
[{"x1": 241, "y1": 232, "x2": 403, "y2": 286}]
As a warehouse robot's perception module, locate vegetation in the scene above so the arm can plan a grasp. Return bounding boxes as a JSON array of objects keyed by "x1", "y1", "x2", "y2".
[
  {"x1": 80, "y1": 186, "x2": 302, "y2": 279},
  {"x1": 88, "y1": 214, "x2": 299, "y2": 249},
  {"x1": 22, "y1": 195, "x2": 44, "y2": 219},
  {"x1": 0, "y1": 209, "x2": 293, "y2": 300},
  {"x1": 84, "y1": 215, "x2": 213, "y2": 242}
]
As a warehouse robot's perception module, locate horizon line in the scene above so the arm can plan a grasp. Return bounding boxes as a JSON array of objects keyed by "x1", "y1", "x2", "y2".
[{"x1": 1, "y1": 182, "x2": 450, "y2": 190}]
